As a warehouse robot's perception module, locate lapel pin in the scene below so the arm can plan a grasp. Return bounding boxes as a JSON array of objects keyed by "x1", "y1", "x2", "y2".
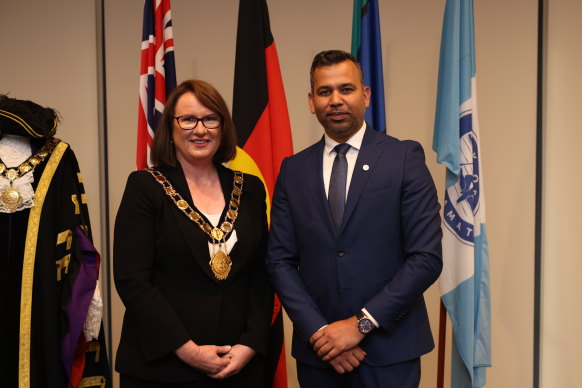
[{"x1": 363, "y1": 164, "x2": 369, "y2": 171}]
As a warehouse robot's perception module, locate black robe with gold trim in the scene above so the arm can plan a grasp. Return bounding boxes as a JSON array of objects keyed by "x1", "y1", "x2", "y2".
[{"x1": 0, "y1": 138, "x2": 110, "y2": 388}]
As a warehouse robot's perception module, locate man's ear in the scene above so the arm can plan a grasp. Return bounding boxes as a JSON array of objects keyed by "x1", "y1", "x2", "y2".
[
  {"x1": 363, "y1": 86, "x2": 371, "y2": 108},
  {"x1": 308, "y1": 92, "x2": 316, "y2": 114}
]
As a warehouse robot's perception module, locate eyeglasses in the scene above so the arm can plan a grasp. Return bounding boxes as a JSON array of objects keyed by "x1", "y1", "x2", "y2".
[{"x1": 173, "y1": 114, "x2": 222, "y2": 130}]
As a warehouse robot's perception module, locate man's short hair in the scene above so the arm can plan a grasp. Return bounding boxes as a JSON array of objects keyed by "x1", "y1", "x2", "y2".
[{"x1": 310, "y1": 50, "x2": 365, "y2": 92}]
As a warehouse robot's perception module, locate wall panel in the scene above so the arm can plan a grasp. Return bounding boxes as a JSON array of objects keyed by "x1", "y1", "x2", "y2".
[{"x1": 541, "y1": 1, "x2": 582, "y2": 386}]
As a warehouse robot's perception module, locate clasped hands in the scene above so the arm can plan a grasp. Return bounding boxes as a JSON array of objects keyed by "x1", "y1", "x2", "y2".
[
  {"x1": 309, "y1": 316, "x2": 367, "y2": 374},
  {"x1": 175, "y1": 340, "x2": 255, "y2": 379}
]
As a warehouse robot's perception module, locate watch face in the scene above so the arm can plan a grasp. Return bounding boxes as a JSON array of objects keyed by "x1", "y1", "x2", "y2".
[{"x1": 358, "y1": 318, "x2": 373, "y2": 334}]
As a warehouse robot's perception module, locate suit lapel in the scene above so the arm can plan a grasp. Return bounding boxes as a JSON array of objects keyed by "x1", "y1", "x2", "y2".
[
  {"x1": 339, "y1": 126, "x2": 385, "y2": 235},
  {"x1": 161, "y1": 165, "x2": 227, "y2": 285}
]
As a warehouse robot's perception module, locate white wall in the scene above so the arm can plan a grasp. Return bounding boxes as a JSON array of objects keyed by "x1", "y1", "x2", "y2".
[
  {"x1": 541, "y1": 0, "x2": 582, "y2": 386},
  {"x1": 0, "y1": 0, "x2": 102, "y2": 249},
  {"x1": 474, "y1": 1, "x2": 538, "y2": 386}
]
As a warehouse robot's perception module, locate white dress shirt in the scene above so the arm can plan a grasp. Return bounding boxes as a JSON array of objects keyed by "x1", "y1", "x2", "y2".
[
  {"x1": 321, "y1": 123, "x2": 380, "y2": 329},
  {"x1": 322, "y1": 122, "x2": 366, "y2": 200},
  {"x1": 203, "y1": 211, "x2": 238, "y2": 257}
]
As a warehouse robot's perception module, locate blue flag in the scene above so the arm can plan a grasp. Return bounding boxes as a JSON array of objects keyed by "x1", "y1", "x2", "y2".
[
  {"x1": 351, "y1": 0, "x2": 386, "y2": 133},
  {"x1": 433, "y1": 1, "x2": 491, "y2": 387}
]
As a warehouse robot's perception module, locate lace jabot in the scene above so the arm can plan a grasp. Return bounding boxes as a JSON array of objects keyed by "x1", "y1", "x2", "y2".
[{"x1": 0, "y1": 135, "x2": 35, "y2": 213}]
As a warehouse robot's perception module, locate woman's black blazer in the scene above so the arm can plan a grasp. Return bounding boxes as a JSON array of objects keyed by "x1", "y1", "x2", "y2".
[{"x1": 113, "y1": 163, "x2": 273, "y2": 383}]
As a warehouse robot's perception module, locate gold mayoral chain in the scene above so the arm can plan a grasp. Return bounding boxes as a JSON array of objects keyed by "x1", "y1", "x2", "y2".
[
  {"x1": 146, "y1": 168, "x2": 244, "y2": 280},
  {"x1": 0, "y1": 138, "x2": 59, "y2": 212}
]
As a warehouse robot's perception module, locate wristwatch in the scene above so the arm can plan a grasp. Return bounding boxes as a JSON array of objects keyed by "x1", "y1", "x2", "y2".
[{"x1": 356, "y1": 310, "x2": 375, "y2": 334}]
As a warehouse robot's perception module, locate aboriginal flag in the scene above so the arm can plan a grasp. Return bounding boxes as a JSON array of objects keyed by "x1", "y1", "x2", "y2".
[{"x1": 230, "y1": 0, "x2": 293, "y2": 386}]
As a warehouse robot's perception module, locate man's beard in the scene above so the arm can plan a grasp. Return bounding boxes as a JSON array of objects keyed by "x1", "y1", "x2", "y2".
[{"x1": 320, "y1": 113, "x2": 359, "y2": 138}]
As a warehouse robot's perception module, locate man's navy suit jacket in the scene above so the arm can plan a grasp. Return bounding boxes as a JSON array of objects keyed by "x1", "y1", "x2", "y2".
[{"x1": 266, "y1": 126, "x2": 443, "y2": 367}]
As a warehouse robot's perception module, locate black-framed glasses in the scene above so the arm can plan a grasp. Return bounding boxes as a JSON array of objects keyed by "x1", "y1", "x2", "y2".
[{"x1": 173, "y1": 114, "x2": 222, "y2": 130}]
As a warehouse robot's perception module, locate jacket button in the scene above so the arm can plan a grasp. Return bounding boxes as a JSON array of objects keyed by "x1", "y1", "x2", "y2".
[{"x1": 337, "y1": 249, "x2": 345, "y2": 257}]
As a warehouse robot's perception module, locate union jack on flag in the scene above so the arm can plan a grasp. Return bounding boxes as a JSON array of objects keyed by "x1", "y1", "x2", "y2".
[{"x1": 137, "y1": 0, "x2": 177, "y2": 169}]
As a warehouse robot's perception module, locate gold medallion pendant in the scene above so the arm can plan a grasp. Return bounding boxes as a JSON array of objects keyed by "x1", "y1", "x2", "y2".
[
  {"x1": 146, "y1": 169, "x2": 244, "y2": 281},
  {"x1": 210, "y1": 251, "x2": 232, "y2": 280},
  {"x1": 0, "y1": 138, "x2": 59, "y2": 213},
  {"x1": 211, "y1": 227, "x2": 224, "y2": 241},
  {"x1": 0, "y1": 186, "x2": 23, "y2": 212}
]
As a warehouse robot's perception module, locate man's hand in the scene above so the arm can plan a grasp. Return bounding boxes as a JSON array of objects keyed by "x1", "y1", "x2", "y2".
[
  {"x1": 175, "y1": 340, "x2": 231, "y2": 374},
  {"x1": 208, "y1": 344, "x2": 256, "y2": 380},
  {"x1": 329, "y1": 346, "x2": 367, "y2": 374},
  {"x1": 309, "y1": 316, "x2": 365, "y2": 361}
]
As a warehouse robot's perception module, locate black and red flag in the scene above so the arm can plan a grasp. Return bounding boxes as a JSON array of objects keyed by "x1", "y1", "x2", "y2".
[{"x1": 230, "y1": 0, "x2": 293, "y2": 386}]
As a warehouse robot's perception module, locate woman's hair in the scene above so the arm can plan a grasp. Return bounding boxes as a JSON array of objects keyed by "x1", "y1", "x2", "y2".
[{"x1": 150, "y1": 79, "x2": 237, "y2": 167}]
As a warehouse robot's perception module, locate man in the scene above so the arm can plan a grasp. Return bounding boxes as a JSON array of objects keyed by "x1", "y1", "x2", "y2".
[{"x1": 266, "y1": 50, "x2": 442, "y2": 387}]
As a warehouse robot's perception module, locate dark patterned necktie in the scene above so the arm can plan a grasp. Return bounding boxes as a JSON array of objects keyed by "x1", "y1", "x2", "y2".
[{"x1": 328, "y1": 143, "x2": 351, "y2": 231}]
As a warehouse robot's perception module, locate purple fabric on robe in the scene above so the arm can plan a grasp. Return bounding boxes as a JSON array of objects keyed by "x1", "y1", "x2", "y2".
[{"x1": 60, "y1": 227, "x2": 99, "y2": 378}]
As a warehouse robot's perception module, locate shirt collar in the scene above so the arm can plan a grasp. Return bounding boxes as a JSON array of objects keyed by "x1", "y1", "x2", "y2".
[{"x1": 324, "y1": 121, "x2": 367, "y2": 155}]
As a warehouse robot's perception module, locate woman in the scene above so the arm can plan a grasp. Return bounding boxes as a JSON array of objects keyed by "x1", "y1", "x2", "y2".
[{"x1": 114, "y1": 80, "x2": 273, "y2": 387}]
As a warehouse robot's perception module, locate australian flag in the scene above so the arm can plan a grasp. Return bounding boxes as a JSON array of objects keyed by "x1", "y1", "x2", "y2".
[
  {"x1": 137, "y1": 0, "x2": 176, "y2": 169},
  {"x1": 433, "y1": 0, "x2": 491, "y2": 387}
]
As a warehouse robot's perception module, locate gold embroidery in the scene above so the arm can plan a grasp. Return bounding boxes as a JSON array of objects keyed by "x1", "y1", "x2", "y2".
[
  {"x1": 80, "y1": 224, "x2": 89, "y2": 235},
  {"x1": 56, "y1": 229, "x2": 73, "y2": 250},
  {"x1": 56, "y1": 229, "x2": 73, "y2": 281},
  {"x1": 86, "y1": 341, "x2": 101, "y2": 362},
  {"x1": 55, "y1": 254, "x2": 71, "y2": 281},
  {"x1": 81, "y1": 193, "x2": 87, "y2": 204},
  {"x1": 71, "y1": 194, "x2": 80, "y2": 214},
  {"x1": 19, "y1": 140, "x2": 68, "y2": 388},
  {"x1": 77, "y1": 172, "x2": 83, "y2": 183},
  {"x1": 78, "y1": 376, "x2": 106, "y2": 388}
]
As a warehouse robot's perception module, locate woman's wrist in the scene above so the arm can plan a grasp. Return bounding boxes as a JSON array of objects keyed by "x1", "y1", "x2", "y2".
[{"x1": 175, "y1": 340, "x2": 200, "y2": 363}]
